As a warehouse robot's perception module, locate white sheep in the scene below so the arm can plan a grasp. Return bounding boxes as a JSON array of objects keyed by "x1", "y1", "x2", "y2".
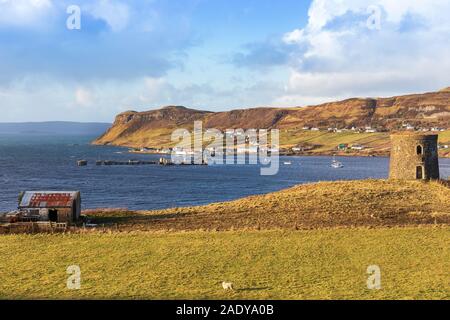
[{"x1": 222, "y1": 281, "x2": 234, "y2": 290}]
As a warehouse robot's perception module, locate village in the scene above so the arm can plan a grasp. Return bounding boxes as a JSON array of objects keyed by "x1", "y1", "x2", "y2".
[{"x1": 126, "y1": 125, "x2": 450, "y2": 158}]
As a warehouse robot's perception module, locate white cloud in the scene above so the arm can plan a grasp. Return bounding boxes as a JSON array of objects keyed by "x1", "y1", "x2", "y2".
[
  {"x1": 280, "y1": 0, "x2": 450, "y2": 103},
  {"x1": 282, "y1": 29, "x2": 303, "y2": 44},
  {"x1": 0, "y1": 0, "x2": 53, "y2": 27},
  {"x1": 0, "y1": 77, "x2": 122, "y2": 121},
  {"x1": 85, "y1": 0, "x2": 130, "y2": 32}
]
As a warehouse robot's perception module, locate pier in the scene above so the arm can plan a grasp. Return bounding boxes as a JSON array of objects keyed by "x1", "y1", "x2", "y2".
[
  {"x1": 95, "y1": 160, "x2": 157, "y2": 166},
  {"x1": 77, "y1": 158, "x2": 208, "y2": 166}
]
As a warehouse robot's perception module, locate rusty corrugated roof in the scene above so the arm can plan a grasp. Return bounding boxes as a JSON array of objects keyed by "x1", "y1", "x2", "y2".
[{"x1": 19, "y1": 191, "x2": 79, "y2": 208}]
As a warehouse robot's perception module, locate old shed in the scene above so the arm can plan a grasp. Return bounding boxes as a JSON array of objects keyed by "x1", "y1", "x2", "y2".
[{"x1": 18, "y1": 191, "x2": 81, "y2": 224}]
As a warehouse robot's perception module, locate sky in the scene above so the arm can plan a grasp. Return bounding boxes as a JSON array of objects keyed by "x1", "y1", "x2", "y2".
[{"x1": 0, "y1": 0, "x2": 449, "y2": 122}]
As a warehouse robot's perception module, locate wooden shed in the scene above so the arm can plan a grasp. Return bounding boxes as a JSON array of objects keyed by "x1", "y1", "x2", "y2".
[{"x1": 18, "y1": 191, "x2": 81, "y2": 224}]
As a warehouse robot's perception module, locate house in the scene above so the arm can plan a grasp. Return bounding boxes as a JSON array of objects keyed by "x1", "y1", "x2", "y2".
[
  {"x1": 159, "y1": 148, "x2": 172, "y2": 154},
  {"x1": 351, "y1": 144, "x2": 365, "y2": 150},
  {"x1": 18, "y1": 191, "x2": 81, "y2": 224},
  {"x1": 292, "y1": 144, "x2": 316, "y2": 152}
]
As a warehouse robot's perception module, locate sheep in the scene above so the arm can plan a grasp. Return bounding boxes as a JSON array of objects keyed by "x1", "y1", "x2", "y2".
[{"x1": 222, "y1": 281, "x2": 234, "y2": 291}]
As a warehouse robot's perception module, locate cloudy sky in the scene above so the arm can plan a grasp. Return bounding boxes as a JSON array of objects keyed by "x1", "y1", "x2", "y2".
[{"x1": 0, "y1": 0, "x2": 449, "y2": 122}]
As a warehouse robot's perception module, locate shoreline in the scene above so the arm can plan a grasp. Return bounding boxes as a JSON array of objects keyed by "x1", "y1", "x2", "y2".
[{"x1": 128, "y1": 149, "x2": 450, "y2": 158}]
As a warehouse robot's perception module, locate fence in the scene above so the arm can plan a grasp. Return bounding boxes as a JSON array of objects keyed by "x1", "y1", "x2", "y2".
[{"x1": 0, "y1": 222, "x2": 68, "y2": 234}]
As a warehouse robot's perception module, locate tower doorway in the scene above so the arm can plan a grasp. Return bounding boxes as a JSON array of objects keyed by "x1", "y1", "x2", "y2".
[{"x1": 416, "y1": 166, "x2": 424, "y2": 179}]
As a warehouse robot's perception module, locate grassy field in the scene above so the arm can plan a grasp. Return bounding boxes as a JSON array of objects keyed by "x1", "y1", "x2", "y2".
[
  {"x1": 279, "y1": 130, "x2": 450, "y2": 156},
  {"x1": 279, "y1": 131, "x2": 390, "y2": 152},
  {"x1": 0, "y1": 227, "x2": 448, "y2": 300}
]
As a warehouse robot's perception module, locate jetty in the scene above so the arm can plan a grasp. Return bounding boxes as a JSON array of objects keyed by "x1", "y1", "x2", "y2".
[
  {"x1": 95, "y1": 160, "x2": 157, "y2": 166},
  {"x1": 78, "y1": 158, "x2": 209, "y2": 166}
]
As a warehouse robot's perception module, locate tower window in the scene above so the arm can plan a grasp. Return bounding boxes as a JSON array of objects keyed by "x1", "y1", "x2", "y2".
[{"x1": 416, "y1": 145, "x2": 423, "y2": 155}]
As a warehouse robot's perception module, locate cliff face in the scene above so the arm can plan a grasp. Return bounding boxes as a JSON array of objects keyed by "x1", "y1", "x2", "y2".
[
  {"x1": 94, "y1": 106, "x2": 211, "y2": 146},
  {"x1": 93, "y1": 88, "x2": 450, "y2": 148}
]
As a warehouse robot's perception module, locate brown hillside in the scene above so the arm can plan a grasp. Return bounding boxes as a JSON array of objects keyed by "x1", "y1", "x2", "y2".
[
  {"x1": 204, "y1": 108, "x2": 288, "y2": 130},
  {"x1": 87, "y1": 180, "x2": 450, "y2": 232},
  {"x1": 93, "y1": 88, "x2": 450, "y2": 147}
]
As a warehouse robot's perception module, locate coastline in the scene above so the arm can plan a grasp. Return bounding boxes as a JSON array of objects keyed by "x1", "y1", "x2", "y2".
[
  {"x1": 92, "y1": 129, "x2": 450, "y2": 158},
  {"x1": 128, "y1": 149, "x2": 450, "y2": 158}
]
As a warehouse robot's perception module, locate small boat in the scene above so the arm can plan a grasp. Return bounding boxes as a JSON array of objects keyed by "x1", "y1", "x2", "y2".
[
  {"x1": 283, "y1": 161, "x2": 292, "y2": 165},
  {"x1": 331, "y1": 156, "x2": 344, "y2": 168}
]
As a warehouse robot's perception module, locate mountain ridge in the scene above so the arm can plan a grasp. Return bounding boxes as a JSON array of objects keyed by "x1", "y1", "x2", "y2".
[
  {"x1": 0, "y1": 121, "x2": 112, "y2": 136},
  {"x1": 92, "y1": 88, "x2": 450, "y2": 150}
]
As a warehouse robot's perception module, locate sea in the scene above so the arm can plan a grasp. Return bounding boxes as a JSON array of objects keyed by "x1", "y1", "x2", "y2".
[{"x1": 0, "y1": 134, "x2": 449, "y2": 211}]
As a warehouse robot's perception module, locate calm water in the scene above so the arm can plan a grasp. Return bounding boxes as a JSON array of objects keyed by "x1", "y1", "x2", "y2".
[{"x1": 0, "y1": 135, "x2": 449, "y2": 211}]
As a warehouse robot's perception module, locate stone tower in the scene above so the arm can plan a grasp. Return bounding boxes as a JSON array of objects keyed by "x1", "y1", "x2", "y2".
[{"x1": 389, "y1": 133, "x2": 440, "y2": 180}]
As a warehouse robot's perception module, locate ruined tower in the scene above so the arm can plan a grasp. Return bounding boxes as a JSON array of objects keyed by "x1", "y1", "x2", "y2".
[{"x1": 389, "y1": 133, "x2": 440, "y2": 180}]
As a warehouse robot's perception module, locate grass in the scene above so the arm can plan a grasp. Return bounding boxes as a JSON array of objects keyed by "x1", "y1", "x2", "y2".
[
  {"x1": 279, "y1": 130, "x2": 450, "y2": 156},
  {"x1": 88, "y1": 180, "x2": 450, "y2": 232},
  {"x1": 279, "y1": 131, "x2": 389, "y2": 151},
  {"x1": 0, "y1": 227, "x2": 448, "y2": 300},
  {"x1": 438, "y1": 130, "x2": 450, "y2": 143}
]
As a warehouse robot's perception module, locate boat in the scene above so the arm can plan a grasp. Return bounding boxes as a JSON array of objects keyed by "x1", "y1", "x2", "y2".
[
  {"x1": 283, "y1": 161, "x2": 292, "y2": 165},
  {"x1": 331, "y1": 161, "x2": 344, "y2": 168},
  {"x1": 331, "y1": 156, "x2": 344, "y2": 168}
]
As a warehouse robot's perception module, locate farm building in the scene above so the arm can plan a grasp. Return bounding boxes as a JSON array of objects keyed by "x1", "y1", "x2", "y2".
[{"x1": 18, "y1": 191, "x2": 81, "y2": 224}]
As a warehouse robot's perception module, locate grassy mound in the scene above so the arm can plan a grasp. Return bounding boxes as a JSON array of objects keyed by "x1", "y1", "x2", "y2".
[{"x1": 88, "y1": 180, "x2": 450, "y2": 232}]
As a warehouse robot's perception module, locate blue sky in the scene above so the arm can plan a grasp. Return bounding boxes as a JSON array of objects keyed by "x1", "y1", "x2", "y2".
[{"x1": 0, "y1": 0, "x2": 449, "y2": 122}]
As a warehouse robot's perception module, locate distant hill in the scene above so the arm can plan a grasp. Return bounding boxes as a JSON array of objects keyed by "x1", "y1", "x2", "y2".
[
  {"x1": 0, "y1": 122, "x2": 111, "y2": 136},
  {"x1": 92, "y1": 88, "x2": 450, "y2": 153}
]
